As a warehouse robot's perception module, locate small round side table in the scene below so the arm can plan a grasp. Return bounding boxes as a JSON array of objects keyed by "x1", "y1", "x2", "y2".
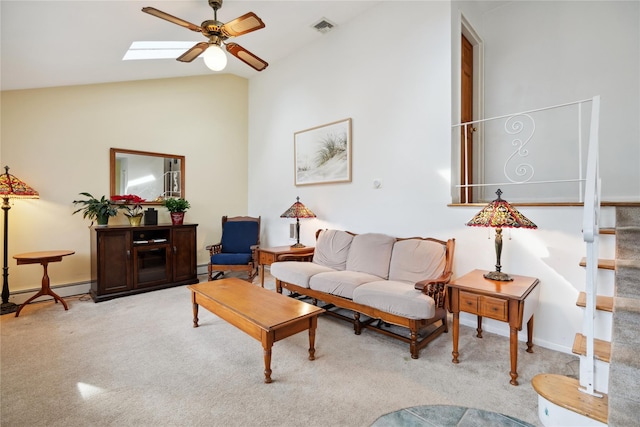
[{"x1": 13, "y1": 250, "x2": 75, "y2": 317}]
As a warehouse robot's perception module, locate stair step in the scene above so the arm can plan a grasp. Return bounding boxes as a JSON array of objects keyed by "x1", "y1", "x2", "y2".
[
  {"x1": 576, "y1": 292, "x2": 614, "y2": 312},
  {"x1": 532, "y1": 373, "x2": 608, "y2": 425},
  {"x1": 572, "y1": 333, "x2": 611, "y2": 363},
  {"x1": 580, "y1": 257, "x2": 615, "y2": 270}
]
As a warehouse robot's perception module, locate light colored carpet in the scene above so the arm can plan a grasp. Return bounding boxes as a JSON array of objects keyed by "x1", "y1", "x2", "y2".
[{"x1": 1, "y1": 273, "x2": 577, "y2": 427}]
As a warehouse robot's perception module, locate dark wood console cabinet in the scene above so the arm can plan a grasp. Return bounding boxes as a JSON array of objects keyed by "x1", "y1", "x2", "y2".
[{"x1": 90, "y1": 224, "x2": 198, "y2": 302}]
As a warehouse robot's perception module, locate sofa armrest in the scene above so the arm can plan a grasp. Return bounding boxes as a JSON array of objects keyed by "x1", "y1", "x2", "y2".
[
  {"x1": 414, "y1": 271, "x2": 452, "y2": 309},
  {"x1": 277, "y1": 253, "x2": 314, "y2": 262},
  {"x1": 205, "y1": 243, "x2": 222, "y2": 255}
]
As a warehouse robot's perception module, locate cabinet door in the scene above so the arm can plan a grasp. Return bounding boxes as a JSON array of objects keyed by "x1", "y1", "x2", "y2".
[
  {"x1": 97, "y1": 230, "x2": 132, "y2": 294},
  {"x1": 172, "y1": 226, "x2": 197, "y2": 282},
  {"x1": 133, "y1": 244, "x2": 172, "y2": 288}
]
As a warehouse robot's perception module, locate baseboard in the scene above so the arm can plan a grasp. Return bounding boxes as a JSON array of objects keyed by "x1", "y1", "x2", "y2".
[
  {"x1": 8, "y1": 265, "x2": 210, "y2": 305},
  {"x1": 8, "y1": 281, "x2": 91, "y2": 305}
]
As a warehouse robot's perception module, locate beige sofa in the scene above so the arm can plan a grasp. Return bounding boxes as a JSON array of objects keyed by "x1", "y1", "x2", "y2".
[{"x1": 271, "y1": 229, "x2": 455, "y2": 359}]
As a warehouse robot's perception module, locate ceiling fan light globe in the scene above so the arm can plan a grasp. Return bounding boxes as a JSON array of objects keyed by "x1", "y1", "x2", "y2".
[{"x1": 203, "y1": 45, "x2": 227, "y2": 71}]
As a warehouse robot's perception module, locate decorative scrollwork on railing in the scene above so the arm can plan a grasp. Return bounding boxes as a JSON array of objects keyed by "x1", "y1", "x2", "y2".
[{"x1": 503, "y1": 113, "x2": 535, "y2": 183}]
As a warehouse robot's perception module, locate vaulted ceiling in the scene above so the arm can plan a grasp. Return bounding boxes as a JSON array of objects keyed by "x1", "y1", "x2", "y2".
[{"x1": 1, "y1": 0, "x2": 380, "y2": 91}]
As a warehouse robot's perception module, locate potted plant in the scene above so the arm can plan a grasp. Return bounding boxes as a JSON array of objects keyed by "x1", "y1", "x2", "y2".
[
  {"x1": 111, "y1": 194, "x2": 146, "y2": 226},
  {"x1": 162, "y1": 197, "x2": 190, "y2": 225},
  {"x1": 72, "y1": 192, "x2": 118, "y2": 226}
]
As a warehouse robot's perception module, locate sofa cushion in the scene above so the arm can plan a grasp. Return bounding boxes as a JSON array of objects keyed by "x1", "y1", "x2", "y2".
[
  {"x1": 388, "y1": 239, "x2": 446, "y2": 283},
  {"x1": 270, "y1": 261, "x2": 335, "y2": 289},
  {"x1": 313, "y1": 229, "x2": 354, "y2": 270},
  {"x1": 210, "y1": 253, "x2": 252, "y2": 265},
  {"x1": 309, "y1": 271, "x2": 382, "y2": 299},
  {"x1": 353, "y1": 280, "x2": 436, "y2": 320},
  {"x1": 345, "y1": 233, "x2": 395, "y2": 279}
]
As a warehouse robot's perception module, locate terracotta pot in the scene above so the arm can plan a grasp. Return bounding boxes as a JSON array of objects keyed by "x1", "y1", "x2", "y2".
[{"x1": 170, "y1": 212, "x2": 185, "y2": 225}]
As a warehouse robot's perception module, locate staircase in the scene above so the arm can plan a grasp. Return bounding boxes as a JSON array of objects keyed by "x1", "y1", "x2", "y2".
[
  {"x1": 608, "y1": 207, "x2": 640, "y2": 426},
  {"x1": 532, "y1": 94, "x2": 640, "y2": 425},
  {"x1": 533, "y1": 206, "x2": 640, "y2": 426}
]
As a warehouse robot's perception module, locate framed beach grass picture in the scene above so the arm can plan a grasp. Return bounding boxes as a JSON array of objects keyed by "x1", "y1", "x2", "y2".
[{"x1": 294, "y1": 118, "x2": 352, "y2": 186}]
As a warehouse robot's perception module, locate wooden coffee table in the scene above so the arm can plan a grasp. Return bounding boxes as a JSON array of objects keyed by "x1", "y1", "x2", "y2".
[{"x1": 187, "y1": 278, "x2": 325, "y2": 383}]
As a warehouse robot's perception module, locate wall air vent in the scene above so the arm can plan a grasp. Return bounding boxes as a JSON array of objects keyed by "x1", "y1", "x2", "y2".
[{"x1": 312, "y1": 18, "x2": 336, "y2": 34}]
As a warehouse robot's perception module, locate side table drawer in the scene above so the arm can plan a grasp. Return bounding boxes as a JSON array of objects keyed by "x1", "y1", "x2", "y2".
[
  {"x1": 458, "y1": 291, "x2": 508, "y2": 321},
  {"x1": 459, "y1": 291, "x2": 480, "y2": 314},
  {"x1": 259, "y1": 251, "x2": 277, "y2": 265},
  {"x1": 480, "y1": 296, "x2": 508, "y2": 321}
]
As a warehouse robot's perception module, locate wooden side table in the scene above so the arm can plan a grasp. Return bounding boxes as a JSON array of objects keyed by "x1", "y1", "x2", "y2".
[
  {"x1": 446, "y1": 269, "x2": 540, "y2": 385},
  {"x1": 13, "y1": 250, "x2": 75, "y2": 317},
  {"x1": 257, "y1": 246, "x2": 314, "y2": 287}
]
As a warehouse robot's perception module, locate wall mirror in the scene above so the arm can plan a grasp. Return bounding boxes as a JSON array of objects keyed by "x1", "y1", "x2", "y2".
[{"x1": 110, "y1": 148, "x2": 185, "y2": 203}]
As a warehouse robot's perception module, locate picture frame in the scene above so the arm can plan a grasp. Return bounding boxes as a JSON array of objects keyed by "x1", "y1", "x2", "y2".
[{"x1": 294, "y1": 118, "x2": 352, "y2": 186}]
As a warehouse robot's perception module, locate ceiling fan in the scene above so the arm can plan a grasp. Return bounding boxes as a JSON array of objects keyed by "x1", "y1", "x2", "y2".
[{"x1": 142, "y1": 0, "x2": 268, "y2": 72}]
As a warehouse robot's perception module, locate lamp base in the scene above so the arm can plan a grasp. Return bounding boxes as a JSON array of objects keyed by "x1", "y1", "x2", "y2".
[
  {"x1": 1, "y1": 302, "x2": 19, "y2": 316},
  {"x1": 290, "y1": 243, "x2": 306, "y2": 248},
  {"x1": 483, "y1": 270, "x2": 514, "y2": 282}
]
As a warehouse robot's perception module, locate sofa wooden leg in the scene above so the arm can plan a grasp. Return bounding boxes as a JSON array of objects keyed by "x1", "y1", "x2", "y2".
[
  {"x1": 410, "y1": 329, "x2": 419, "y2": 359},
  {"x1": 354, "y1": 312, "x2": 362, "y2": 335}
]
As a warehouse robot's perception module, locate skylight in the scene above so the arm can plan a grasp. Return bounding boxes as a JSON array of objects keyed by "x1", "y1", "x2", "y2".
[{"x1": 122, "y1": 41, "x2": 198, "y2": 60}]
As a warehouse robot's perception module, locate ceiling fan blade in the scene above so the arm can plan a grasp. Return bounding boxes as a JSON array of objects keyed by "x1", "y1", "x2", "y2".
[
  {"x1": 177, "y1": 42, "x2": 209, "y2": 62},
  {"x1": 226, "y1": 43, "x2": 268, "y2": 71},
  {"x1": 221, "y1": 12, "x2": 265, "y2": 37},
  {"x1": 142, "y1": 7, "x2": 202, "y2": 33}
]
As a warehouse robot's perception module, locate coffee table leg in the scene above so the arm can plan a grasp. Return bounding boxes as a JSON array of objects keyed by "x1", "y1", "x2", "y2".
[
  {"x1": 308, "y1": 316, "x2": 318, "y2": 360},
  {"x1": 262, "y1": 333, "x2": 274, "y2": 383},
  {"x1": 191, "y1": 292, "x2": 199, "y2": 328}
]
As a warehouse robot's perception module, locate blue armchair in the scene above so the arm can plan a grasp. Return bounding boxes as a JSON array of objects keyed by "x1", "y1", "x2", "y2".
[{"x1": 207, "y1": 216, "x2": 261, "y2": 282}]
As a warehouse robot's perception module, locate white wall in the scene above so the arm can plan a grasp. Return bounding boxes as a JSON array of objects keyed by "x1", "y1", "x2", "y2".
[
  {"x1": 248, "y1": 0, "x2": 632, "y2": 354},
  {"x1": 455, "y1": 0, "x2": 640, "y2": 202},
  {"x1": 1, "y1": 74, "x2": 249, "y2": 294}
]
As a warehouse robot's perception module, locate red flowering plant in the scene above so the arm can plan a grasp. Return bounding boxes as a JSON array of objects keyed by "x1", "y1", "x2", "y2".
[{"x1": 111, "y1": 194, "x2": 146, "y2": 217}]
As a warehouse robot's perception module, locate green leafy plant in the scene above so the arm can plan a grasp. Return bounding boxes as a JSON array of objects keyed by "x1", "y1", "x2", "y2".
[
  {"x1": 162, "y1": 197, "x2": 190, "y2": 213},
  {"x1": 72, "y1": 192, "x2": 118, "y2": 225}
]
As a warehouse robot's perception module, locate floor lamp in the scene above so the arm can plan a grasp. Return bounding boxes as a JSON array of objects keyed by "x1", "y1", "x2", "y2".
[{"x1": 1, "y1": 166, "x2": 39, "y2": 315}]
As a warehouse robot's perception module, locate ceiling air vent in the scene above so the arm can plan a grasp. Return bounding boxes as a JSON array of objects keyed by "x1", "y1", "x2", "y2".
[{"x1": 312, "y1": 18, "x2": 336, "y2": 34}]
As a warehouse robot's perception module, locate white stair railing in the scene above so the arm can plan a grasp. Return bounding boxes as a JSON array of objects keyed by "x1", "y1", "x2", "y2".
[
  {"x1": 581, "y1": 95, "x2": 602, "y2": 397},
  {"x1": 452, "y1": 98, "x2": 597, "y2": 203}
]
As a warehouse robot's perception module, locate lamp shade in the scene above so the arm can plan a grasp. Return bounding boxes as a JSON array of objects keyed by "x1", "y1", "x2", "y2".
[
  {"x1": 0, "y1": 166, "x2": 39, "y2": 199},
  {"x1": 280, "y1": 197, "x2": 316, "y2": 219},
  {"x1": 466, "y1": 189, "x2": 536, "y2": 229}
]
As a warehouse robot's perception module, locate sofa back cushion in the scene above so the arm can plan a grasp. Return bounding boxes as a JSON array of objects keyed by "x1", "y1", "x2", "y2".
[
  {"x1": 313, "y1": 229, "x2": 354, "y2": 270},
  {"x1": 346, "y1": 233, "x2": 396, "y2": 279},
  {"x1": 388, "y1": 238, "x2": 446, "y2": 283}
]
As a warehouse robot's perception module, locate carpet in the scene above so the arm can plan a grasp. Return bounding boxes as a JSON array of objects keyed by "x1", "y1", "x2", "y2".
[{"x1": 1, "y1": 272, "x2": 578, "y2": 426}]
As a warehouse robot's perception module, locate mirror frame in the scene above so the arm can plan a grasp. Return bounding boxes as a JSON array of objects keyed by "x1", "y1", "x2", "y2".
[{"x1": 110, "y1": 148, "x2": 185, "y2": 204}]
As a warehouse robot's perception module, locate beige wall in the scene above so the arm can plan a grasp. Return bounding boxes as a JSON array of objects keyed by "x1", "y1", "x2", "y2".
[{"x1": 1, "y1": 74, "x2": 249, "y2": 294}]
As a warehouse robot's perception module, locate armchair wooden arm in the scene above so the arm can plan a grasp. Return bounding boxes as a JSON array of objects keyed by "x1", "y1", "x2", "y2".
[{"x1": 205, "y1": 243, "x2": 222, "y2": 255}]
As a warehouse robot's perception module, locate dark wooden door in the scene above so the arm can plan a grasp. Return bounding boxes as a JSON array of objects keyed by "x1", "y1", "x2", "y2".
[{"x1": 461, "y1": 34, "x2": 474, "y2": 203}]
